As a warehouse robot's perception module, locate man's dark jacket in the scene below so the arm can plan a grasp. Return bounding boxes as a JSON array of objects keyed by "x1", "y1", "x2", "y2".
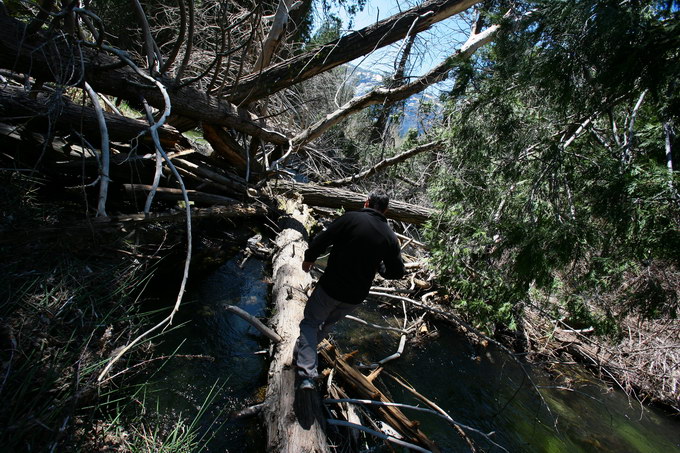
[{"x1": 304, "y1": 208, "x2": 405, "y2": 304}]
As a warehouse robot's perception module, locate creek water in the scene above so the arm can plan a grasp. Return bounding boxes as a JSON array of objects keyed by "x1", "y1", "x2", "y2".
[{"x1": 149, "y1": 255, "x2": 680, "y2": 452}]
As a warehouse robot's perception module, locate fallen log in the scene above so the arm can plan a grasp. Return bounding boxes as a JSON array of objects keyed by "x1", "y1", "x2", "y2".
[
  {"x1": 0, "y1": 205, "x2": 267, "y2": 246},
  {"x1": 173, "y1": 158, "x2": 247, "y2": 195},
  {"x1": 270, "y1": 180, "x2": 435, "y2": 225},
  {"x1": 123, "y1": 184, "x2": 241, "y2": 206},
  {"x1": 263, "y1": 198, "x2": 330, "y2": 452},
  {"x1": 0, "y1": 85, "x2": 189, "y2": 148}
]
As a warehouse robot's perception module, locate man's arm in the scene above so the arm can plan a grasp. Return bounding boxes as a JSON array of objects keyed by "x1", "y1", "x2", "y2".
[
  {"x1": 302, "y1": 215, "x2": 347, "y2": 272},
  {"x1": 379, "y1": 240, "x2": 406, "y2": 279}
]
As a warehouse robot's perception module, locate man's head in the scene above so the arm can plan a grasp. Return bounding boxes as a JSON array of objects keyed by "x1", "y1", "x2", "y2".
[{"x1": 365, "y1": 191, "x2": 389, "y2": 213}]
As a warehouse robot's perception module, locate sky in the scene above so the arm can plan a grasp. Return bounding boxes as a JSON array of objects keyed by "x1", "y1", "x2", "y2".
[{"x1": 314, "y1": 0, "x2": 473, "y2": 80}]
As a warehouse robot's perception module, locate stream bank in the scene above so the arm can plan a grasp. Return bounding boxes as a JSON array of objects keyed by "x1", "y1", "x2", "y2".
[
  {"x1": 2, "y1": 170, "x2": 677, "y2": 451},
  {"x1": 148, "y1": 244, "x2": 680, "y2": 452}
]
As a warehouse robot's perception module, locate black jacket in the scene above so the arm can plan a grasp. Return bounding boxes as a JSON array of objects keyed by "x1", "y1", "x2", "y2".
[{"x1": 304, "y1": 208, "x2": 405, "y2": 304}]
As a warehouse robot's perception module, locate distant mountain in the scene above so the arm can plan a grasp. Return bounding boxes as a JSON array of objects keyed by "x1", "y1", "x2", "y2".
[{"x1": 346, "y1": 65, "x2": 443, "y2": 136}]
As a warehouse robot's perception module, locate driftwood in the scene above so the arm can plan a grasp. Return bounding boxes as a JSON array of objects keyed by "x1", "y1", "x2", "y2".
[
  {"x1": 263, "y1": 198, "x2": 330, "y2": 452},
  {"x1": 223, "y1": 305, "x2": 282, "y2": 343},
  {"x1": 318, "y1": 340, "x2": 440, "y2": 452},
  {"x1": 271, "y1": 180, "x2": 435, "y2": 225}
]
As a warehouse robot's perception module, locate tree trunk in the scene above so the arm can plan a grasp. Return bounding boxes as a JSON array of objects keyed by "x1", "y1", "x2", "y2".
[
  {"x1": 0, "y1": 13, "x2": 288, "y2": 146},
  {"x1": 270, "y1": 180, "x2": 435, "y2": 225},
  {"x1": 123, "y1": 184, "x2": 242, "y2": 206},
  {"x1": 0, "y1": 85, "x2": 188, "y2": 148},
  {"x1": 263, "y1": 198, "x2": 330, "y2": 452}
]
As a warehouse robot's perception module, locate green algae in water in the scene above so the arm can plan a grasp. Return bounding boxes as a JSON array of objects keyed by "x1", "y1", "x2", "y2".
[{"x1": 616, "y1": 421, "x2": 670, "y2": 453}]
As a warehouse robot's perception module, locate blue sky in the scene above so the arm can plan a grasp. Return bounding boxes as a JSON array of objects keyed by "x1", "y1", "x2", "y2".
[{"x1": 315, "y1": 0, "x2": 473, "y2": 79}]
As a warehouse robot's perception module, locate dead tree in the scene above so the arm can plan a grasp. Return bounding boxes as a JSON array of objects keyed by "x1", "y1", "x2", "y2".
[
  {"x1": 263, "y1": 197, "x2": 331, "y2": 452},
  {"x1": 270, "y1": 180, "x2": 436, "y2": 225},
  {"x1": 0, "y1": 1, "x2": 504, "y2": 194}
]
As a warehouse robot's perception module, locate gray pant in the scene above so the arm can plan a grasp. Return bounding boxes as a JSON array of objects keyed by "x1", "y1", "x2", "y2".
[{"x1": 294, "y1": 285, "x2": 358, "y2": 379}]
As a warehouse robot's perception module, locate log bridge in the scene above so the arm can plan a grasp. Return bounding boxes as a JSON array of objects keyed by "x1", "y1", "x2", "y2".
[{"x1": 261, "y1": 197, "x2": 439, "y2": 452}]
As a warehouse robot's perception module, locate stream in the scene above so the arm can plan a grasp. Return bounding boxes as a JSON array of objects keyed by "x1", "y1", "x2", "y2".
[{"x1": 149, "y1": 254, "x2": 680, "y2": 452}]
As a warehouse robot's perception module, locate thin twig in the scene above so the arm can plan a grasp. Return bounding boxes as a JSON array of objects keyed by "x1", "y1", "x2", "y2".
[
  {"x1": 325, "y1": 397, "x2": 506, "y2": 451},
  {"x1": 325, "y1": 419, "x2": 431, "y2": 453}
]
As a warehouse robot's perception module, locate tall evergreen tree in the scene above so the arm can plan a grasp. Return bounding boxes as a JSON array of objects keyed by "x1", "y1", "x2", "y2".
[{"x1": 427, "y1": 0, "x2": 680, "y2": 332}]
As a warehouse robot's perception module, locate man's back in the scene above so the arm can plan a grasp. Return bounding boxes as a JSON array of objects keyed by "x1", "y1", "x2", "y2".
[{"x1": 304, "y1": 208, "x2": 405, "y2": 304}]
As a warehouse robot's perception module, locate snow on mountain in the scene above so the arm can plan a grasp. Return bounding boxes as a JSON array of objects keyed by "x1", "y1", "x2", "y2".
[{"x1": 346, "y1": 65, "x2": 443, "y2": 136}]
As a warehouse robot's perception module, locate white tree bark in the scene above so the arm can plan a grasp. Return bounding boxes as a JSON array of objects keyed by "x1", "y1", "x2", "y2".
[
  {"x1": 83, "y1": 82, "x2": 110, "y2": 218},
  {"x1": 253, "y1": 0, "x2": 302, "y2": 73}
]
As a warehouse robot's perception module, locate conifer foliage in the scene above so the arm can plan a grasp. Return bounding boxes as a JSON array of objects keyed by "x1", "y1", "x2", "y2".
[{"x1": 427, "y1": 0, "x2": 680, "y2": 332}]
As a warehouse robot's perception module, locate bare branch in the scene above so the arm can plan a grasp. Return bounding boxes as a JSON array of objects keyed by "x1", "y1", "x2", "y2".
[
  {"x1": 344, "y1": 315, "x2": 408, "y2": 334},
  {"x1": 252, "y1": 0, "x2": 301, "y2": 73},
  {"x1": 174, "y1": 0, "x2": 195, "y2": 82},
  {"x1": 225, "y1": 0, "x2": 483, "y2": 104},
  {"x1": 322, "y1": 140, "x2": 445, "y2": 187},
  {"x1": 140, "y1": 98, "x2": 163, "y2": 215},
  {"x1": 161, "y1": 0, "x2": 187, "y2": 74},
  {"x1": 223, "y1": 304, "x2": 282, "y2": 342},
  {"x1": 97, "y1": 51, "x2": 193, "y2": 382},
  {"x1": 291, "y1": 21, "x2": 502, "y2": 148},
  {"x1": 83, "y1": 82, "x2": 110, "y2": 217},
  {"x1": 130, "y1": 0, "x2": 161, "y2": 72},
  {"x1": 664, "y1": 121, "x2": 674, "y2": 173},
  {"x1": 622, "y1": 89, "x2": 648, "y2": 166},
  {"x1": 325, "y1": 398, "x2": 506, "y2": 451},
  {"x1": 325, "y1": 419, "x2": 431, "y2": 453}
]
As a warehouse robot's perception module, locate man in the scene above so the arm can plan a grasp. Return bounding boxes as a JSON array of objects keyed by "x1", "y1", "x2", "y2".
[{"x1": 294, "y1": 191, "x2": 405, "y2": 390}]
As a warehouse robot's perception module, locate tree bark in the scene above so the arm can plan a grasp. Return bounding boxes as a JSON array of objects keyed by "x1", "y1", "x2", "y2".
[
  {"x1": 123, "y1": 184, "x2": 242, "y2": 206},
  {"x1": 0, "y1": 205, "x2": 267, "y2": 246},
  {"x1": 270, "y1": 180, "x2": 435, "y2": 225},
  {"x1": 252, "y1": 0, "x2": 299, "y2": 72},
  {"x1": 0, "y1": 14, "x2": 288, "y2": 146},
  {"x1": 263, "y1": 198, "x2": 331, "y2": 452},
  {"x1": 0, "y1": 85, "x2": 189, "y2": 148}
]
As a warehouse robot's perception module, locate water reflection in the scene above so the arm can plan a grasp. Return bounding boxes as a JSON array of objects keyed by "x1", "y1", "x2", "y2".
[
  {"x1": 331, "y1": 302, "x2": 680, "y2": 453},
  {"x1": 148, "y1": 259, "x2": 680, "y2": 452},
  {"x1": 148, "y1": 257, "x2": 269, "y2": 452}
]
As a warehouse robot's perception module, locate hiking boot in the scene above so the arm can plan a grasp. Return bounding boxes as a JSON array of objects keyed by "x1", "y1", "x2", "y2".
[{"x1": 298, "y1": 378, "x2": 315, "y2": 391}]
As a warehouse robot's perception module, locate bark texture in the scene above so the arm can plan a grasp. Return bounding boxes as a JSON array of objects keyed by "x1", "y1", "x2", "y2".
[
  {"x1": 264, "y1": 198, "x2": 330, "y2": 452},
  {"x1": 271, "y1": 180, "x2": 435, "y2": 225},
  {"x1": 0, "y1": 85, "x2": 188, "y2": 147}
]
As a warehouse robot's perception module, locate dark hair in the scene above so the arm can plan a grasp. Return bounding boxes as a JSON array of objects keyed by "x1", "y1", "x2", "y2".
[{"x1": 367, "y1": 191, "x2": 389, "y2": 212}]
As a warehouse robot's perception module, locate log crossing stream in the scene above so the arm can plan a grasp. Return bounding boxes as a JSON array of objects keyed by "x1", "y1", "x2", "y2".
[{"x1": 148, "y1": 254, "x2": 680, "y2": 452}]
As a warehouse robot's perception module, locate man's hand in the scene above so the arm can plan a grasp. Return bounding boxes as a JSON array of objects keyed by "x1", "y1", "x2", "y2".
[{"x1": 302, "y1": 261, "x2": 314, "y2": 273}]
